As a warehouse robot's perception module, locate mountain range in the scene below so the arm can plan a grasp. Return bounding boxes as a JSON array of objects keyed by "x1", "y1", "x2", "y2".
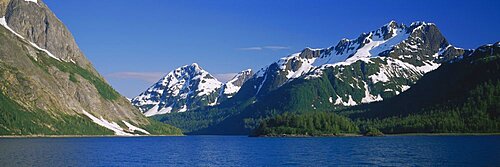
[
  {"x1": 149, "y1": 20, "x2": 497, "y2": 135},
  {"x1": 139, "y1": 21, "x2": 465, "y2": 111}
]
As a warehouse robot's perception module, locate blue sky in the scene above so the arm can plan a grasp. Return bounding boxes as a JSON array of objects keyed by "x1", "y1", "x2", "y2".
[{"x1": 44, "y1": 0, "x2": 500, "y2": 98}]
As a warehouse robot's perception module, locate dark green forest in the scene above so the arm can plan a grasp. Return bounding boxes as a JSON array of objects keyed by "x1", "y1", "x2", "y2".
[{"x1": 251, "y1": 112, "x2": 359, "y2": 136}]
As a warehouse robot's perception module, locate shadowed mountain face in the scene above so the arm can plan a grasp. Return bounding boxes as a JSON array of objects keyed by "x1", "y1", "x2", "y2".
[{"x1": 0, "y1": 0, "x2": 181, "y2": 135}]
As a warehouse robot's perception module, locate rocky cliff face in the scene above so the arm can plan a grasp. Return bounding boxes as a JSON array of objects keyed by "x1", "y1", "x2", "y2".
[
  {"x1": 3, "y1": 0, "x2": 96, "y2": 73},
  {"x1": 0, "y1": 0, "x2": 180, "y2": 135}
]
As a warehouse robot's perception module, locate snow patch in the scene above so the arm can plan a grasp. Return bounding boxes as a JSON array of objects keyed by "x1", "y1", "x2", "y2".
[
  {"x1": 346, "y1": 28, "x2": 409, "y2": 62},
  {"x1": 0, "y1": 17, "x2": 25, "y2": 39},
  {"x1": 255, "y1": 71, "x2": 268, "y2": 96},
  {"x1": 334, "y1": 95, "x2": 344, "y2": 105},
  {"x1": 223, "y1": 69, "x2": 252, "y2": 96},
  {"x1": 122, "y1": 121, "x2": 150, "y2": 135},
  {"x1": 178, "y1": 105, "x2": 187, "y2": 112},
  {"x1": 401, "y1": 85, "x2": 411, "y2": 92},
  {"x1": 345, "y1": 95, "x2": 357, "y2": 106},
  {"x1": 223, "y1": 82, "x2": 240, "y2": 96},
  {"x1": 360, "y1": 82, "x2": 383, "y2": 103},
  {"x1": 332, "y1": 95, "x2": 357, "y2": 106},
  {"x1": 81, "y1": 110, "x2": 133, "y2": 136},
  {"x1": 143, "y1": 105, "x2": 173, "y2": 117},
  {"x1": 24, "y1": 0, "x2": 38, "y2": 4},
  {"x1": 28, "y1": 41, "x2": 61, "y2": 61},
  {"x1": 416, "y1": 60, "x2": 441, "y2": 73},
  {"x1": 369, "y1": 70, "x2": 390, "y2": 84}
]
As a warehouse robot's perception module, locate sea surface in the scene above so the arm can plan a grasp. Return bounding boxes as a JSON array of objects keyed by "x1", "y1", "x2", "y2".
[{"x1": 0, "y1": 135, "x2": 499, "y2": 166}]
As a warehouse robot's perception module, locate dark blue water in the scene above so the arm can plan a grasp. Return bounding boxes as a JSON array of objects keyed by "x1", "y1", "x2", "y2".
[{"x1": 0, "y1": 135, "x2": 499, "y2": 166}]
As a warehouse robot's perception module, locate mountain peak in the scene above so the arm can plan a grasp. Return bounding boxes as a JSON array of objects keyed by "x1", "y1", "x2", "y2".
[
  {"x1": 385, "y1": 20, "x2": 399, "y2": 29},
  {"x1": 241, "y1": 69, "x2": 252, "y2": 73},
  {"x1": 410, "y1": 21, "x2": 434, "y2": 27},
  {"x1": 132, "y1": 63, "x2": 223, "y2": 116},
  {"x1": 190, "y1": 62, "x2": 200, "y2": 68},
  {"x1": 178, "y1": 63, "x2": 203, "y2": 72}
]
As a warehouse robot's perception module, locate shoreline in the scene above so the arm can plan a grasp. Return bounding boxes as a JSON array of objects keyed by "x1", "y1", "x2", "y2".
[
  {"x1": 384, "y1": 133, "x2": 500, "y2": 136},
  {"x1": 2, "y1": 133, "x2": 500, "y2": 138},
  {"x1": 0, "y1": 134, "x2": 185, "y2": 138},
  {"x1": 254, "y1": 132, "x2": 500, "y2": 138},
  {"x1": 254, "y1": 134, "x2": 362, "y2": 138}
]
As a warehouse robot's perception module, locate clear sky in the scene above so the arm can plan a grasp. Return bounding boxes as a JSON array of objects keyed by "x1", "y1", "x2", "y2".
[{"x1": 44, "y1": 0, "x2": 500, "y2": 98}]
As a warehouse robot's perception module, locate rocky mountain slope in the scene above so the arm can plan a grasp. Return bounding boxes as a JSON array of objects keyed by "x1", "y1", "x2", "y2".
[
  {"x1": 0, "y1": 0, "x2": 181, "y2": 136},
  {"x1": 132, "y1": 63, "x2": 252, "y2": 116}
]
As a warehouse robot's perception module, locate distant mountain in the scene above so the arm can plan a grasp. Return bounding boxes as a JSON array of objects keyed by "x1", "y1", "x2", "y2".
[
  {"x1": 0, "y1": 0, "x2": 181, "y2": 136},
  {"x1": 155, "y1": 21, "x2": 477, "y2": 134},
  {"x1": 132, "y1": 63, "x2": 252, "y2": 116}
]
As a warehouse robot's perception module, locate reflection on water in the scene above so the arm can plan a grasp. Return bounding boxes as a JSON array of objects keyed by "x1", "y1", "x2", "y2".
[{"x1": 0, "y1": 135, "x2": 499, "y2": 166}]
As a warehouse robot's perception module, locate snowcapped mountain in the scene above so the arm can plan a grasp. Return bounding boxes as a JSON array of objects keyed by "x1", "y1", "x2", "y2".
[
  {"x1": 235, "y1": 21, "x2": 466, "y2": 107},
  {"x1": 132, "y1": 64, "x2": 253, "y2": 116},
  {"x1": 132, "y1": 63, "x2": 222, "y2": 116}
]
